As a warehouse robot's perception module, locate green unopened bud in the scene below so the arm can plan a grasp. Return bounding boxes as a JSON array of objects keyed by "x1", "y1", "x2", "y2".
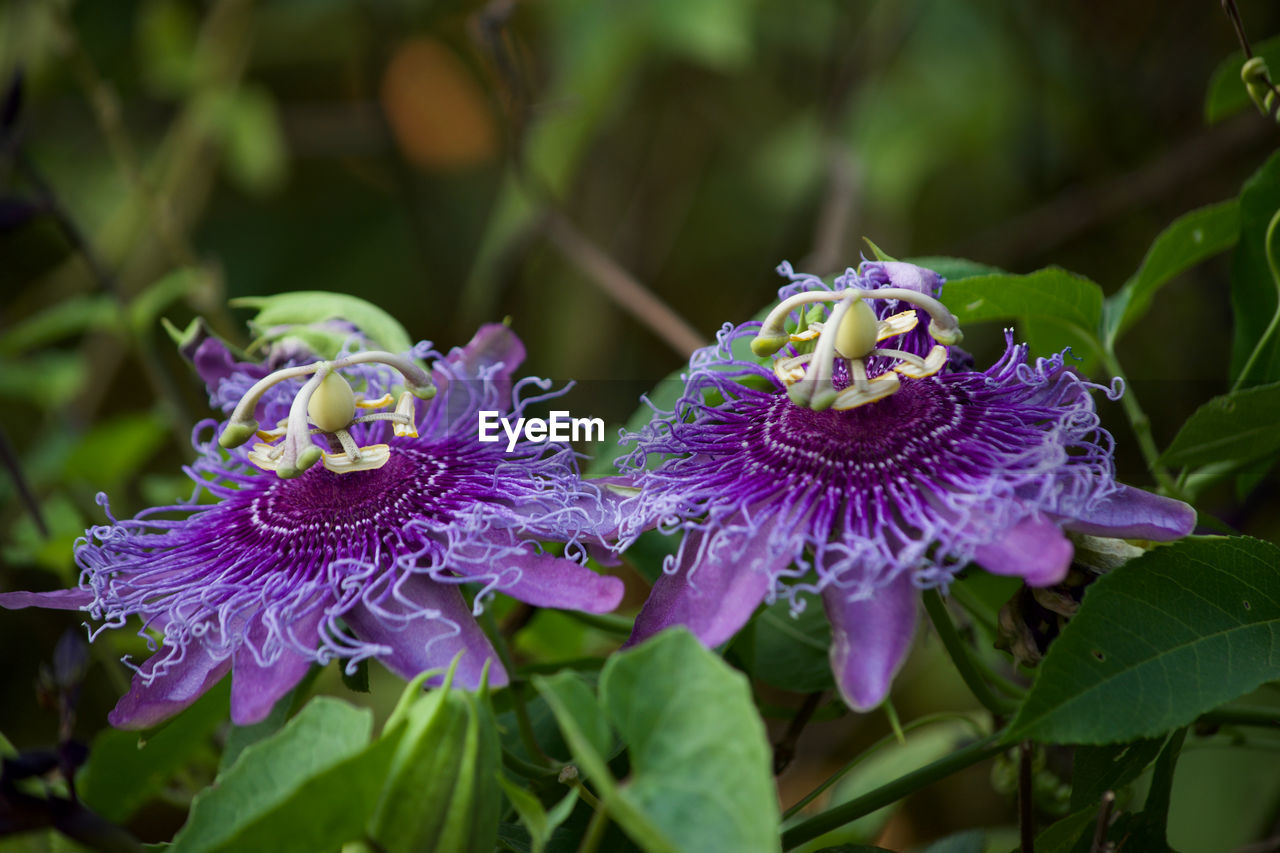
[
  {"x1": 369, "y1": 661, "x2": 500, "y2": 853},
  {"x1": 1242, "y1": 56, "x2": 1272, "y2": 115},
  {"x1": 219, "y1": 420, "x2": 259, "y2": 449}
]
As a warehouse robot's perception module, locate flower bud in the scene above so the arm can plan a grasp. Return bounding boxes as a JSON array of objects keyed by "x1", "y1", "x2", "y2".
[{"x1": 368, "y1": 666, "x2": 500, "y2": 853}]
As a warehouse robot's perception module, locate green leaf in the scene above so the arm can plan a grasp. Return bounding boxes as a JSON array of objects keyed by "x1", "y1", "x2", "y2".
[
  {"x1": 537, "y1": 630, "x2": 780, "y2": 853},
  {"x1": 138, "y1": 0, "x2": 200, "y2": 97},
  {"x1": 340, "y1": 657, "x2": 370, "y2": 693},
  {"x1": 862, "y1": 237, "x2": 897, "y2": 263},
  {"x1": 648, "y1": 0, "x2": 754, "y2": 72},
  {"x1": 1069, "y1": 738, "x2": 1165, "y2": 812},
  {"x1": 732, "y1": 592, "x2": 833, "y2": 693},
  {"x1": 792, "y1": 720, "x2": 983, "y2": 852},
  {"x1": 1124, "y1": 728, "x2": 1186, "y2": 850},
  {"x1": 498, "y1": 776, "x2": 577, "y2": 853},
  {"x1": 1031, "y1": 807, "x2": 1101, "y2": 853},
  {"x1": 531, "y1": 671, "x2": 615, "y2": 763},
  {"x1": 218, "y1": 689, "x2": 294, "y2": 775},
  {"x1": 907, "y1": 256, "x2": 1006, "y2": 282},
  {"x1": 231, "y1": 291, "x2": 414, "y2": 356},
  {"x1": 0, "y1": 295, "x2": 119, "y2": 356},
  {"x1": 63, "y1": 412, "x2": 169, "y2": 491},
  {"x1": 1204, "y1": 35, "x2": 1280, "y2": 123},
  {"x1": 917, "y1": 829, "x2": 987, "y2": 853},
  {"x1": 1160, "y1": 380, "x2": 1280, "y2": 469},
  {"x1": 1008, "y1": 537, "x2": 1280, "y2": 744},
  {"x1": 0, "y1": 352, "x2": 87, "y2": 407},
  {"x1": 129, "y1": 267, "x2": 211, "y2": 335},
  {"x1": 1105, "y1": 199, "x2": 1240, "y2": 343},
  {"x1": 939, "y1": 268, "x2": 1104, "y2": 355},
  {"x1": 1229, "y1": 152, "x2": 1280, "y2": 386},
  {"x1": 79, "y1": 682, "x2": 229, "y2": 822},
  {"x1": 586, "y1": 367, "x2": 685, "y2": 478},
  {"x1": 221, "y1": 86, "x2": 289, "y2": 196},
  {"x1": 2, "y1": 491, "x2": 85, "y2": 575},
  {"x1": 172, "y1": 696, "x2": 391, "y2": 853}
]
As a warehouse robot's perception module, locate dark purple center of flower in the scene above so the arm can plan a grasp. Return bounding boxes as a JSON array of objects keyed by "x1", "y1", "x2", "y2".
[
  {"x1": 747, "y1": 379, "x2": 975, "y2": 482},
  {"x1": 220, "y1": 440, "x2": 490, "y2": 570}
]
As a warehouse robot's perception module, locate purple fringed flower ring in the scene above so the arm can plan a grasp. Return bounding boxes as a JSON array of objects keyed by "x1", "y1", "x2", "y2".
[
  {"x1": 618, "y1": 261, "x2": 1195, "y2": 712},
  {"x1": 2, "y1": 325, "x2": 624, "y2": 728}
]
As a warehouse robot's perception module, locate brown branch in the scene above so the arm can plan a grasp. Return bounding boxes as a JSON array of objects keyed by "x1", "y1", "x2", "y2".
[
  {"x1": 1090, "y1": 791, "x2": 1116, "y2": 853},
  {"x1": 1019, "y1": 740, "x2": 1035, "y2": 852},
  {"x1": 543, "y1": 211, "x2": 707, "y2": 359}
]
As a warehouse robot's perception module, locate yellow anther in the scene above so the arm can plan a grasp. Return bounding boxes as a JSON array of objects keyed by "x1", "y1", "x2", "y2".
[
  {"x1": 322, "y1": 445, "x2": 391, "y2": 473},
  {"x1": 789, "y1": 327, "x2": 822, "y2": 343},
  {"x1": 832, "y1": 373, "x2": 900, "y2": 410},
  {"x1": 833, "y1": 298, "x2": 879, "y2": 360},
  {"x1": 307, "y1": 371, "x2": 357, "y2": 433},
  {"x1": 876, "y1": 310, "x2": 918, "y2": 342},
  {"x1": 773, "y1": 354, "x2": 811, "y2": 385},
  {"x1": 893, "y1": 345, "x2": 949, "y2": 379},
  {"x1": 392, "y1": 392, "x2": 418, "y2": 438},
  {"x1": 255, "y1": 425, "x2": 287, "y2": 442},
  {"x1": 357, "y1": 393, "x2": 395, "y2": 409},
  {"x1": 247, "y1": 442, "x2": 284, "y2": 471}
]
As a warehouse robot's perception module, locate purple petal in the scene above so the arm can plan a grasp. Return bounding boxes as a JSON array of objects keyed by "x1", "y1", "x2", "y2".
[
  {"x1": 822, "y1": 573, "x2": 918, "y2": 712},
  {"x1": 229, "y1": 611, "x2": 322, "y2": 726},
  {"x1": 192, "y1": 337, "x2": 266, "y2": 397},
  {"x1": 477, "y1": 550, "x2": 624, "y2": 613},
  {"x1": 879, "y1": 261, "x2": 943, "y2": 296},
  {"x1": 439, "y1": 323, "x2": 525, "y2": 408},
  {"x1": 342, "y1": 576, "x2": 508, "y2": 689},
  {"x1": 973, "y1": 513, "x2": 1073, "y2": 587},
  {"x1": 108, "y1": 643, "x2": 231, "y2": 730},
  {"x1": 627, "y1": 523, "x2": 783, "y2": 649},
  {"x1": 1061, "y1": 484, "x2": 1196, "y2": 541},
  {"x1": 0, "y1": 588, "x2": 93, "y2": 610}
]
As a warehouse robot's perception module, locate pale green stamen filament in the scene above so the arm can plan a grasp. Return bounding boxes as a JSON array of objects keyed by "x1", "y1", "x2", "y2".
[
  {"x1": 220, "y1": 352, "x2": 434, "y2": 478},
  {"x1": 752, "y1": 285, "x2": 963, "y2": 411}
]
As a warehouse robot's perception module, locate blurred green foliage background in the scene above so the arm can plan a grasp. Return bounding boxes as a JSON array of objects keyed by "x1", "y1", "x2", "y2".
[{"x1": 3, "y1": 0, "x2": 1279, "y2": 850}]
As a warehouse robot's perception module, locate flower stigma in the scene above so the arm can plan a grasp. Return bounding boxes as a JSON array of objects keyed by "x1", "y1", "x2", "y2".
[
  {"x1": 217, "y1": 350, "x2": 436, "y2": 478},
  {"x1": 752, "y1": 285, "x2": 963, "y2": 412}
]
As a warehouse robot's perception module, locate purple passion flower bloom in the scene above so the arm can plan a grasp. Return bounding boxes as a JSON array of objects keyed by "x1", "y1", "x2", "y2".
[
  {"x1": 617, "y1": 261, "x2": 1195, "y2": 712},
  {"x1": 1, "y1": 325, "x2": 623, "y2": 728}
]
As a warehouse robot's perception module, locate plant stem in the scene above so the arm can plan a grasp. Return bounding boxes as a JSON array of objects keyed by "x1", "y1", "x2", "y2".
[
  {"x1": 781, "y1": 731, "x2": 1005, "y2": 849},
  {"x1": 1097, "y1": 345, "x2": 1182, "y2": 497},
  {"x1": 1090, "y1": 791, "x2": 1116, "y2": 853},
  {"x1": 780, "y1": 712, "x2": 987, "y2": 820},
  {"x1": 480, "y1": 607, "x2": 552, "y2": 766},
  {"x1": 502, "y1": 748, "x2": 560, "y2": 779},
  {"x1": 577, "y1": 803, "x2": 611, "y2": 853},
  {"x1": 1232, "y1": 209, "x2": 1280, "y2": 392},
  {"x1": 923, "y1": 590, "x2": 1018, "y2": 716},
  {"x1": 1018, "y1": 740, "x2": 1034, "y2": 852},
  {"x1": 773, "y1": 692, "x2": 825, "y2": 775}
]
